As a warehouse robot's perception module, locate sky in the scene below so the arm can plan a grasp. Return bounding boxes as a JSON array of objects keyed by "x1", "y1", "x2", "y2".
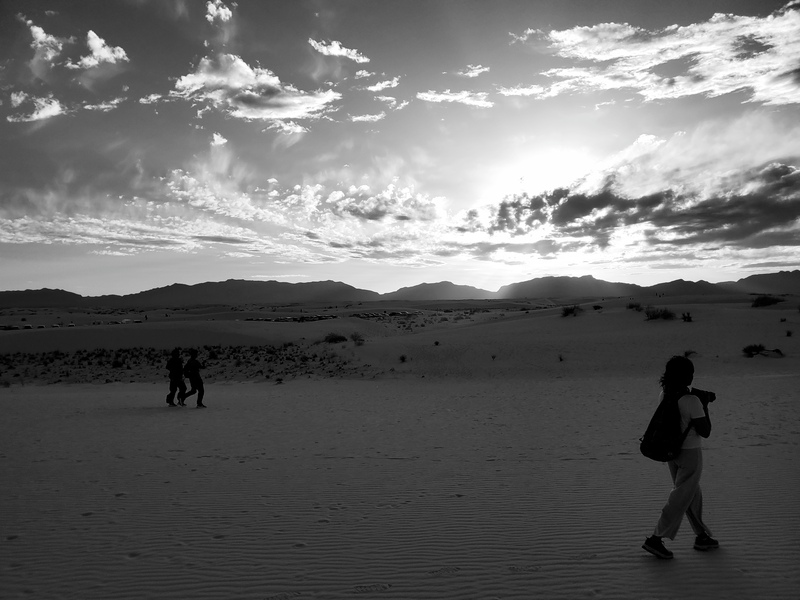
[{"x1": 1, "y1": 0, "x2": 799, "y2": 296}]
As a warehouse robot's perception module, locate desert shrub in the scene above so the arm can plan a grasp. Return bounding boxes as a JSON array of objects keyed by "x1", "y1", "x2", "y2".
[
  {"x1": 399, "y1": 354, "x2": 407, "y2": 363},
  {"x1": 751, "y1": 295, "x2": 784, "y2": 307},
  {"x1": 743, "y1": 344, "x2": 766, "y2": 357},
  {"x1": 627, "y1": 302, "x2": 643, "y2": 311},
  {"x1": 644, "y1": 306, "x2": 676, "y2": 321},
  {"x1": 682, "y1": 312, "x2": 693, "y2": 322},
  {"x1": 324, "y1": 332, "x2": 347, "y2": 344},
  {"x1": 787, "y1": 330, "x2": 793, "y2": 337},
  {"x1": 561, "y1": 305, "x2": 582, "y2": 317},
  {"x1": 350, "y1": 332, "x2": 365, "y2": 346}
]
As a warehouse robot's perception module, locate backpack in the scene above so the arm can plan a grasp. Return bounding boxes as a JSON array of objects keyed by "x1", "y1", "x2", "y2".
[{"x1": 639, "y1": 394, "x2": 691, "y2": 462}]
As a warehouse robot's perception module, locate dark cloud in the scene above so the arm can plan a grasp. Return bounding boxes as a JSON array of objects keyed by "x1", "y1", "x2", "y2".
[
  {"x1": 193, "y1": 235, "x2": 248, "y2": 244},
  {"x1": 477, "y1": 162, "x2": 800, "y2": 250}
]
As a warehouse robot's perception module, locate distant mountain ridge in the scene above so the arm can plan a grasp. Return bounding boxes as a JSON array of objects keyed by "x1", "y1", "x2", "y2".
[{"x1": 0, "y1": 271, "x2": 798, "y2": 308}]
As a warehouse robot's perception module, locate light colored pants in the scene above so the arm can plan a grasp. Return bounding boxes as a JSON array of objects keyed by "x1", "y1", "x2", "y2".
[{"x1": 653, "y1": 448, "x2": 712, "y2": 540}]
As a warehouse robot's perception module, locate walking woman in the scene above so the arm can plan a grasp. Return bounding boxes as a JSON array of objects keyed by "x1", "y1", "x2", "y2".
[{"x1": 643, "y1": 355, "x2": 719, "y2": 559}]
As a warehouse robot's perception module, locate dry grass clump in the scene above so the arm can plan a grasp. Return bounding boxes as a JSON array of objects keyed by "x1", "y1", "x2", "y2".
[
  {"x1": 644, "y1": 306, "x2": 676, "y2": 321},
  {"x1": 751, "y1": 295, "x2": 784, "y2": 307},
  {"x1": 323, "y1": 332, "x2": 347, "y2": 344}
]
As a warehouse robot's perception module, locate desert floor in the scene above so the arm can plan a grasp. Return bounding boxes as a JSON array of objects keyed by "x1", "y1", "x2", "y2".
[{"x1": 1, "y1": 295, "x2": 799, "y2": 599}]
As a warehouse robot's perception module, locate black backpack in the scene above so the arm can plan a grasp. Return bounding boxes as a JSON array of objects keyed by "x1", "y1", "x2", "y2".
[{"x1": 639, "y1": 394, "x2": 691, "y2": 462}]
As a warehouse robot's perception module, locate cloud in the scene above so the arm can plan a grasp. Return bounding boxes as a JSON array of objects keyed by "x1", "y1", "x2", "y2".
[
  {"x1": 19, "y1": 16, "x2": 68, "y2": 83},
  {"x1": 6, "y1": 95, "x2": 67, "y2": 122},
  {"x1": 355, "y1": 70, "x2": 373, "y2": 79},
  {"x1": 416, "y1": 89, "x2": 494, "y2": 108},
  {"x1": 366, "y1": 76, "x2": 400, "y2": 92},
  {"x1": 82, "y1": 97, "x2": 126, "y2": 112},
  {"x1": 376, "y1": 96, "x2": 409, "y2": 110},
  {"x1": 138, "y1": 93, "x2": 165, "y2": 105},
  {"x1": 350, "y1": 112, "x2": 386, "y2": 122},
  {"x1": 173, "y1": 53, "x2": 341, "y2": 121},
  {"x1": 497, "y1": 84, "x2": 546, "y2": 97},
  {"x1": 515, "y1": 2, "x2": 800, "y2": 105},
  {"x1": 455, "y1": 64, "x2": 490, "y2": 78},
  {"x1": 211, "y1": 132, "x2": 228, "y2": 146},
  {"x1": 265, "y1": 120, "x2": 309, "y2": 135},
  {"x1": 205, "y1": 0, "x2": 233, "y2": 23},
  {"x1": 66, "y1": 30, "x2": 129, "y2": 70},
  {"x1": 308, "y1": 39, "x2": 370, "y2": 63}
]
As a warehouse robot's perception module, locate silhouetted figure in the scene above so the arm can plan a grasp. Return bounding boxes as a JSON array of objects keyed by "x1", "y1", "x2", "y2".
[
  {"x1": 643, "y1": 355, "x2": 718, "y2": 559},
  {"x1": 182, "y1": 348, "x2": 206, "y2": 408},
  {"x1": 165, "y1": 348, "x2": 187, "y2": 407}
]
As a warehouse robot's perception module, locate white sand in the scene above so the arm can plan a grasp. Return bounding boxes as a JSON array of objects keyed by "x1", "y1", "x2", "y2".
[{"x1": 1, "y1": 298, "x2": 799, "y2": 599}]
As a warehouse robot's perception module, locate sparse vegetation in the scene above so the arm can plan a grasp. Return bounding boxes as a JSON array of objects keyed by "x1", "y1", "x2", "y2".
[
  {"x1": 561, "y1": 305, "x2": 582, "y2": 317},
  {"x1": 682, "y1": 312, "x2": 693, "y2": 322},
  {"x1": 627, "y1": 302, "x2": 643, "y2": 312},
  {"x1": 349, "y1": 332, "x2": 365, "y2": 346},
  {"x1": 324, "y1": 332, "x2": 347, "y2": 344},
  {"x1": 644, "y1": 306, "x2": 676, "y2": 321},
  {"x1": 751, "y1": 295, "x2": 784, "y2": 308},
  {"x1": 399, "y1": 354, "x2": 407, "y2": 363},
  {"x1": 743, "y1": 344, "x2": 766, "y2": 357}
]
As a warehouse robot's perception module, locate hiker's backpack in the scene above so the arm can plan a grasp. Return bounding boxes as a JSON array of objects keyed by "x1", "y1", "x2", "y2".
[{"x1": 639, "y1": 394, "x2": 691, "y2": 462}]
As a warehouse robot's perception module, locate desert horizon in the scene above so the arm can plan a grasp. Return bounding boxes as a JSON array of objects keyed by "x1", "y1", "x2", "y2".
[{"x1": 2, "y1": 290, "x2": 799, "y2": 598}]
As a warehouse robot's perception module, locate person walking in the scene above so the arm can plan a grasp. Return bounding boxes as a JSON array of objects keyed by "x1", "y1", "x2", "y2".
[
  {"x1": 182, "y1": 348, "x2": 206, "y2": 408},
  {"x1": 165, "y1": 348, "x2": 187, "y2": 407},
  {"x1": 643, "y1": 355, "x2": 719, "y2": 559}
]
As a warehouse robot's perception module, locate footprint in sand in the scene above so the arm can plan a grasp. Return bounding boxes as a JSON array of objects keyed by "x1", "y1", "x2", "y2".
[
  {"x1": 353, "y1": 583, "x2": 391, "y2": 593},
  {"x1": 508, "y1": 565, "x2": 541, "y2": 573},
  {"x1": 428, "y1": 566, "x2": 460, "y2": 576},
  {"x1": 264, "y1": 593, "x2": 301, "y2": 600}
]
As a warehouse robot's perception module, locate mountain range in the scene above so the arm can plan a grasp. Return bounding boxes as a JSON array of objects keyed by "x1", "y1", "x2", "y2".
[{"x1": 0, "y1": 271, "x2": 798, "y2": 309}]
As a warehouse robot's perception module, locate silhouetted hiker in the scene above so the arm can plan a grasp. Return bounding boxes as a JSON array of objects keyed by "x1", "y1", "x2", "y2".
[
  {"x1": 182, "y1": 348, "x2": 206, "y2": 408},
  {"x1": 165, "y1": 348, "x2": 187, "y2": 407},
  {"x1": 643, "y1": 355, "x2": 718, "y2": 559}
]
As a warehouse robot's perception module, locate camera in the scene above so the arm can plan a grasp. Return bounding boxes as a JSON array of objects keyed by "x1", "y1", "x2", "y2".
[{"x1": 692, "y1": 387, "x2": 716, "y2": 405}]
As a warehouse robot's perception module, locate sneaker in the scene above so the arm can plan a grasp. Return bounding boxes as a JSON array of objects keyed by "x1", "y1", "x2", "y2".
[
  {"x1": 167, "y1": 402, "x2": 177, "y2": 407},
  {"x1": 694, "y1": 535, "x2": 719, "y2": 551},
  {"x1": 196, "y1": 403, "x2": 206, "y2": 408},
  {"x1": 643, "y1": 536, "x2": 674, "y2": 559}
]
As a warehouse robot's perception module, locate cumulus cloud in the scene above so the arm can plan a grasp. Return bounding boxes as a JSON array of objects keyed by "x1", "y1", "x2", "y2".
[
  {"x1": 211, "y1": 132, "x2": 228, "y2": 146},
  {"x1": 350, "y1": 112, "x2": 386, "y2": 122},
  {"x1": 206, "y1": 0, "x2": 233, "y2": 23},
  {"x1": 173, "y1": 53, "x2": 341, "y2": 121},
  {"x1": 497, "y1": 84, "x2": 546, "y2": 97},
  {"x1": 514, "y1": 2, "x2": 800, "y2": 105},
  {"x1": 6, "y1": 95, "x2": 67, "y2": 122},
  {"x1": 416, "y1": 89, "x2": 494, "y2": 108},
  {"x1": 366, "y1": 76, "x2": 400, "y2": 92},
  {"x1": 455, "y1": 64, "x2": 490, "y2": 78},
  {"x1": 265, "y1": 120, "x2": 309, "y2": 135},
  {"x1": 308, "y1": 39, "x2": 370, "y2": 63},
  {"x1": 19, "y1": 16, "x2": 67, "y2": 82},
  {"x1": 83, "y1": 97, "x2": 126, "y2": 112},
  {"x1": 66, "y1": 30, "x2": 129, "y2": 70}
]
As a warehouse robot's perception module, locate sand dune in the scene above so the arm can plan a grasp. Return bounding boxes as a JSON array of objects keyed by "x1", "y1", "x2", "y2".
[{"x1": 1, "y1": 296, "x2": 799, "y2": 598}]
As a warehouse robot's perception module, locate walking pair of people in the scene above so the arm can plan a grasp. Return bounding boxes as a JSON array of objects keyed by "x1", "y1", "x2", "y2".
[{"x1": 165, "y1": 348, "x2": 206, "y2": 408}]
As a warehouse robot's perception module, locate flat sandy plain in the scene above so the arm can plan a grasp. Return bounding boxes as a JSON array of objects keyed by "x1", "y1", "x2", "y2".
[{"x1": 1, "y1": 294, "x2": 799, "y2": 599}]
